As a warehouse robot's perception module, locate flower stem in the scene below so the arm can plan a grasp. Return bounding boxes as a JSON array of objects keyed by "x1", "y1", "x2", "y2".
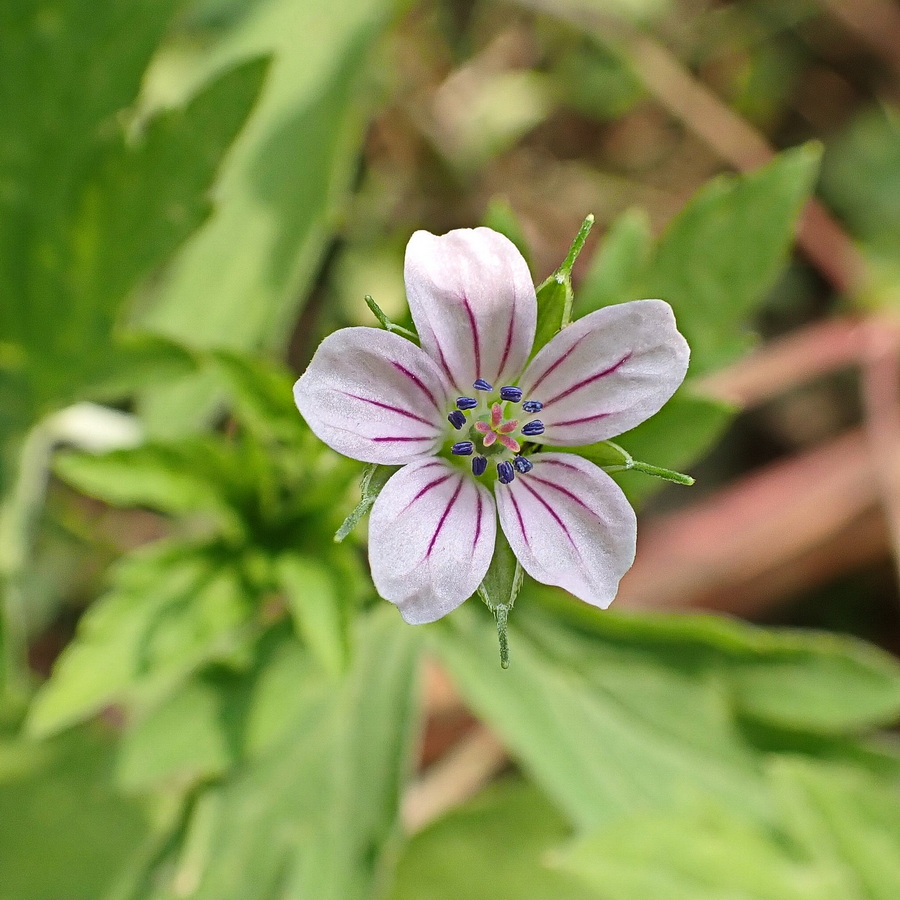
[{"x1": 494, "y1": 604, "x2": 511, "y2": 669}]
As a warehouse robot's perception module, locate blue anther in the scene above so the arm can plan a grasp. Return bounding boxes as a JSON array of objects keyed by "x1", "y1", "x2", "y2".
[
  {"x1": 473, "y1": 379, "x2": 493, "y2": 392},
  {"x1": 499, "y1": 386, "x2": 522, "y2": 402},
  {"x1": 471, "y1": 455, "x2": 487, "y2": 477},
  {"x1": 452, "y1": 441, "x2": 474, "y2": 455},
  {"x1": 522, "y1": 419, "x2": 545, "y2": 436},
  {"x1": 522, "y1": 400, "x2": 543, "y2": 413},
  {"x1": 447, "y1": 410, "x2": 466, "y2": 429},
  {"x1": 497, "y1": 460, "x2": 515, "y2": 484},
  {"x1": 456, "y1": 396, "x2": 478, "y2": 410},
  {"x1": 513, "y1": 455, "x2": 533, "y2": 474}
]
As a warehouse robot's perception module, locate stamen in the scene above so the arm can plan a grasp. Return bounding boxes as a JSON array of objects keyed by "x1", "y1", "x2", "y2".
[
  {"x1": 456, "y1": 397, "x2": 478, "y2": 410},
  {"x1": 452, "y1": 441, "x2": 474, "y2": 455},
  {"x1": 497, "y1": 460, "x2": 515, "y2": 484},
  {"x1": 448, "y1": 410, "x2": 466, "y2": 429},
  {"x1": 522, "y1": 420, "x2": 545, "y2": 436},
  {"x1": 472, "y1": 455, "x2": 487, "y2": 476},
  {"x1": 499, "y1": 386, "x2": 522, "y2": 402},
  {"x1": 522, "y1": 400, "x2": 543, "y2": 413},
  {"x1": 513, "y1": 456, "x2": 533, "y2": 474},
  {"x1": 473, "y1": 379, "x2": 493, "y2": 392}
]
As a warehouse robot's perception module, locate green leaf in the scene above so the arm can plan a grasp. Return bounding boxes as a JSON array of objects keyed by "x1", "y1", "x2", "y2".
[
  {"x1": 0, "y1": 727, "x2": 150, "y2": 900},
  {"x1": 277, "y1": 554, "x2": 348, "y2": 676},
  {"x1": 335, "y1": 463, "x2": 399, "y2": 542},
  {"x1": 142, "y1": 608, "x2": 421, "y2": 900},
  {"x1": 0, "y1": 2, "x2": 266, "y2": 429},
  {"x1": 54, "y1": 441, "x2": 236, "y2": 523},
  {"x1": 116, "y1": 674, "x2": 236, "y2": 792},
  {"x1": 641, "y1": 144, "x2": 822, "y2": 373},
  {"x1": 210, "y1": 350, "x2": 306, "y2": 444},
  {"x1": 558, "y1": 760, "x2": 900, "y2": 900},
  {"x1": 390, "y1": 779, "x2": 600, "y2": 900},
  {"x1": 531, "y1": 215, "x2": 595, "y2": 356},
  {"x1": 434, "y1": 588, "x2": 900, "y2": 831},
  {"x1": 771, "y1": 758, "x2": 900, "y2": 899},
  {"x1": 557, "y1": 790, "x2": 844, "y2": 900},
  {"x1": 138, "y1": 0, "x2": 395, "y2": 434},
  {"x1": 27, "y1": 543, "x2": 254, "y2": 737}
]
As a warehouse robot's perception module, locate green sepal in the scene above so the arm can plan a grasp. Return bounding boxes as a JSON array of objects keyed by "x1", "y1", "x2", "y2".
[
  {"x1": 531, "y1": 215, "x2": 595, "y2": 357},
  {"x1": 567, "y1": 440, "x2": 695, "y2": 486},
  {"x1": 364, "y1": 295, "x2": 418, "y2": 342},
  {"x1": 334, "y1": 463, "x2": 399, "y2": 543},
  {"x1": 476, "y1": 529, "x2": 524, "y2": 669}
]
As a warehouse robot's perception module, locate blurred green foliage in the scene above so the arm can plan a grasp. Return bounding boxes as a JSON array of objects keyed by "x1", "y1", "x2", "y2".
[{"x1": 3, "y1": 0, "x2": 900, "y2": 898}]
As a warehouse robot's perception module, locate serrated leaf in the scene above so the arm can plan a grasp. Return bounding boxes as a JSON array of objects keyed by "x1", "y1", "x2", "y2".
[
  {"x1": 141, "y1": 608, "x2": 421, "y2": 900},
  {"x1": 558, "y1": 760, "x2": 900, "y2": 900},
  {"x1": 54, "y1": 441, "x2": 237, "y2": 524},
  {"x1": 27, "y1": 543, "x2": 254, "y2": 737},
  {"x1": 557, "y1": 789, "x2": 845, "y2": 900}
]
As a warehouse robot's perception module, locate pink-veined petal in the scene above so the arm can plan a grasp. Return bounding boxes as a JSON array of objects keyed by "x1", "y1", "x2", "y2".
[
  {"x1": 404, "y1": 228, "x2": 537, "y2": 393},
  {"x1": 495, "y1": 453, "x2": 636, "y2": 609},
  {"x1": 369, "y1": 459, "x2": 496, "y2": 624},
  {"x1": 293, "y1": 327, "x2": 451, "y2": 465},
  {"x1": 518, "y1": 300, "x2": 689, "y2": 446}
]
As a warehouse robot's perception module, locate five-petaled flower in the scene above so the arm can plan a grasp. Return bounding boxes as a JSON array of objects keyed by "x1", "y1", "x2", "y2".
[{"x1": 294, "y1": 228, "x2": 689, "y2": 624}]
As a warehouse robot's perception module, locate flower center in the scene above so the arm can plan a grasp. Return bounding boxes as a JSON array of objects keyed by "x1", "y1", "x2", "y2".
[{"x1": 444, "y1": 380, "x2": 544, "y2": 483}]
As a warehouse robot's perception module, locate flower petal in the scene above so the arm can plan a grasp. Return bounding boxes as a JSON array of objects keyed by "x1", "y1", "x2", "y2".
[
  {"x1": 369, "y1": 459, "x2": 496, "y2": 624},
  {"x1": 495, "y1": 453, "x2": 636, "y2": 608},
  {"x1": 293, "y1": 327, "x2": 451, "y2": 464},
  {"x1": 404, "y1": 228, "x2": 537, "y2": 393},
  {"x1": 518, "y1": 299, "x2": 689, "y2": 446}
]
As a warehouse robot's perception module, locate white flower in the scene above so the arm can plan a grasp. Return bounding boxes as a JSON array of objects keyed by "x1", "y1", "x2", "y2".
[{"x1": 294, "y1": 228, "x2": 689, "y2": 624}]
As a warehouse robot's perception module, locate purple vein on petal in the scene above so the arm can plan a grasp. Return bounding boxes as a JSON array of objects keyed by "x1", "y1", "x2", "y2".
[
  {"x1": 399, "y1": 470, "x2": 451, "y2": 516},
  {"x1": 518, "y1": 479, "x2": 579, "y2": 552},
  {"x1": 371, "y1": 436, "x2": 435, "y2": 442},
  {"x1": 426, "y1": 477, "x2": 463, "y2": 558},
  {"x1": 497, "y1": 299, "x2": 516, "y2": 380},
  {"x1": 507, "y1": 490, "x2": 530, "y2": 549},
  {"x1": 390, "y1": 362, "x2": 442, "y2": 412},
  {"x1": 542, "y1": 352, "x2": 632, "y2": 407},
  {"x1": 462, "y1": 297, "x2": 481, "y2": 378},
  {"x1": 546, "y1": 411, "x2": 612, "y2": 428},
  {"x1": 528, "y1": 473, "x2": 598, "y2": 518},
  {"x1": 527, "y1": 333, "x2": 590, "y2": 394},
  {"x1": 472, "y1": 486, "x2": 483, "y2": 553},
  {"x1": 339, "y1": 392, "x2": 437, "y2": 428}
]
